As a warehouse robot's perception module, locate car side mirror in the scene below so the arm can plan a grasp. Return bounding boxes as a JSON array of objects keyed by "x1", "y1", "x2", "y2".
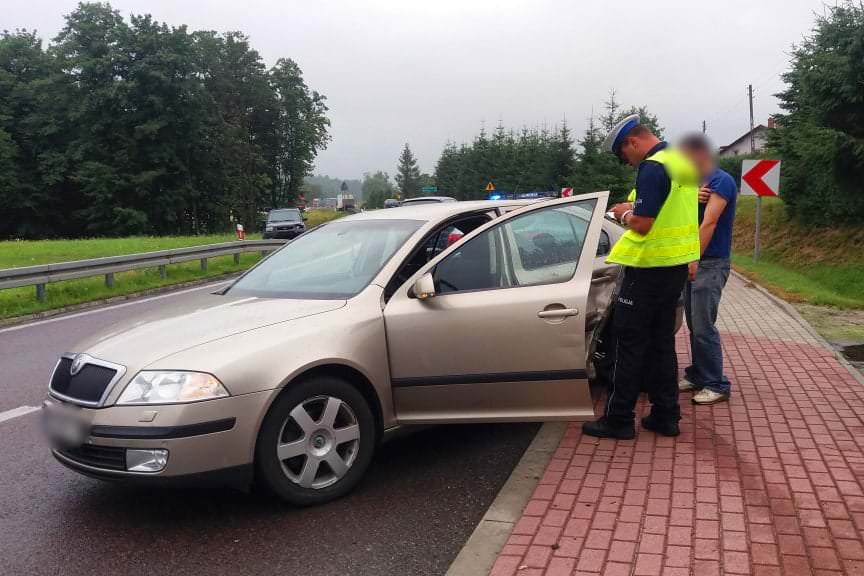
[{"x1": 411, "y1": 272, "x2": 436, "y2": 300}]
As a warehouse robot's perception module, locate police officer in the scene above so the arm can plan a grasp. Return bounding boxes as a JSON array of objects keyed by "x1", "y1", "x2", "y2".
[{"x1": 582, "y1": 115, "x2": 700, "y2": 439}]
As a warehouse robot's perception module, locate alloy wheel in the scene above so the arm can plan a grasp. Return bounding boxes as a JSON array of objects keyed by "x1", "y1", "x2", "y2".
[{"x1": 276, "y1": 395, "x2": 360, "y2": 489}]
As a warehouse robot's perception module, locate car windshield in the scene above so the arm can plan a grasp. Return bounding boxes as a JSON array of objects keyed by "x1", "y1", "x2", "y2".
[
  {"x1": 268, "y1": 209, "x2": 301, "y2": 222},
  {"x1": 228, "y1": 219, "x2": 423, "y2": 299}
]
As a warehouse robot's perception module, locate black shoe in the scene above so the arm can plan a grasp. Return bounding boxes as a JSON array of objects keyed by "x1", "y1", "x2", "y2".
[
  {"x1": 582, "y1": 418, "x2": 635, "y2": 440},
  {"x1": 641, "y1": 415, "x2": 680, "y2": 437}
]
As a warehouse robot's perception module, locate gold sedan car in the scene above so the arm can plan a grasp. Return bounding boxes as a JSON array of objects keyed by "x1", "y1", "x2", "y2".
[{"x1": 44, "y1": 192, "x2": 623, "y2": 505}]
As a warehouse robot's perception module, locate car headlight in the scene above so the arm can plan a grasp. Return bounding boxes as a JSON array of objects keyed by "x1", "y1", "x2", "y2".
[
  {"x1": 265, "y1": 225, "x2": 274, "y2": 231},
  {"x1": 117, "y1": 371, "x2": 230, "y2": 405}
]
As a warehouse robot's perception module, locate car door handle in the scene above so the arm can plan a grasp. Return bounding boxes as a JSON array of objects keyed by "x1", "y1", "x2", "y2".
[{"x1": 537, "y1": 308, "x2": 579, "y2": 319}]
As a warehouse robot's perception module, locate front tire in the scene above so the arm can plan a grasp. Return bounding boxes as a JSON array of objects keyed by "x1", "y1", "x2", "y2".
[{"x1": 255, "y1": 375, "x2": 376, "y2": 506}]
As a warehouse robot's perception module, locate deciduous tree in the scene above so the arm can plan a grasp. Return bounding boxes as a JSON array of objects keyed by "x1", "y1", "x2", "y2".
[
  {"x1": 362, "y1": 171, "x2": 394, "y2": 209},
  {"x1": 0, "y1": 2, "x2": 331, "y2": 238}
]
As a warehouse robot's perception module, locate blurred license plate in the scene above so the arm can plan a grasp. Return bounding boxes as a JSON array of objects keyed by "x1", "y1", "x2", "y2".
[{"x1": 43, "y1": 404, "x2": 89, "y2": 448}]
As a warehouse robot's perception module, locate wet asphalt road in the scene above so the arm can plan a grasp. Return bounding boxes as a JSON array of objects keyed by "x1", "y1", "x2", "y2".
[{"x1": 0, "y1": 284, "x2": 538, "y2": 576}]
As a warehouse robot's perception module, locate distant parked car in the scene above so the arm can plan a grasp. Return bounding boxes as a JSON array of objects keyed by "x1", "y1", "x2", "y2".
[
  {"x1": 400, "y1": 196, "x2": 457, "y2": 206},
  {"x1": 263, "y1": 208, "x2": 307, "y2": 239},
  {"x1": 383, "y1": 199, "x2": 401, "y2": 209}
]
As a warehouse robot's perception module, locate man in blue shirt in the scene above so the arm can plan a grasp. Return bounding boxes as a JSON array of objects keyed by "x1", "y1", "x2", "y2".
[{"x1": 678, "y1": 134, "x2": 737, "y2": 404}]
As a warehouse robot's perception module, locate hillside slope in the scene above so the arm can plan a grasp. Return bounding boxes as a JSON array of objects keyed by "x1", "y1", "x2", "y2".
[{"x1": 731, "y1": 197, "x2": 864, "y2": 309}]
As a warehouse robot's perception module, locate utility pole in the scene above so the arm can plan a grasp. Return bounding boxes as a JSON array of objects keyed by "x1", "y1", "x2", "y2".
[
  {"x1": 749, "y1": 83, "x2": 762, "y2": 261},
  {"x1": 702, "y1": 120, "x2": 707, "y2": 134},
  {"x1": 748, "y1": 84, "x2": 756, "y2": 153}
]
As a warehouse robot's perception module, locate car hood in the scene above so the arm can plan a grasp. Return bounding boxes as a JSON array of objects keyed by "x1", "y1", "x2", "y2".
[{"x1": 77, "y1": 291, "x2": 345, "y2": 368}]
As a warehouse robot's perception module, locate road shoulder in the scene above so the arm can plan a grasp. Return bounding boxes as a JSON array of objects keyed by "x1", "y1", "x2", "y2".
[{"x1": 446, "y1": 422, "x2": 567, "y2": 576}]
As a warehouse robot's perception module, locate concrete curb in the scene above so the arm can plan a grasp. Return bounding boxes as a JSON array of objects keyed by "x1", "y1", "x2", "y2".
[
  {"x1": 0, "y1": 273, "x2": 241, "y2": 329},
  {"x1": 446, "y1": 422, "x2": 568, "y2": 576},
  {"x1": 731, "y1": 269, "x2": 864, "y2": 387}
]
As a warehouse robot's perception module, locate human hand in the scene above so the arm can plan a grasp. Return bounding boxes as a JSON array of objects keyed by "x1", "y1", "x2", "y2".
[
  {"x1": 610, "y1": 202, "x2": 633, "y2": 220},
  {"x1": 698, "y1": 186, "x2": 712, "y2": 204},
  {"x1": 688, "y1": 260, "x2": 699, "y2": 281}
]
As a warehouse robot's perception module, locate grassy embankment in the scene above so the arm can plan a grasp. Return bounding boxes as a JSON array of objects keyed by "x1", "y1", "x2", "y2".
[
  {"x1": 731, "y1": 196, "x2": 864, "y2": 342},
  {"x1": 0, "y1": 210, "x2": 346, "y2": 319}
]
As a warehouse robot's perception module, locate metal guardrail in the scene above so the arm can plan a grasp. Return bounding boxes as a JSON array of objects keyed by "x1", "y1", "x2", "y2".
[{"x1": 0, "y1": 239, "x2": 288, "y2": 301}]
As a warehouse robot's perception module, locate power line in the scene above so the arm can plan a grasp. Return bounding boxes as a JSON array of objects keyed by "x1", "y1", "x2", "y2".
[{"x1": 704, "y1": 54, "x2": 791, "y2": 132}]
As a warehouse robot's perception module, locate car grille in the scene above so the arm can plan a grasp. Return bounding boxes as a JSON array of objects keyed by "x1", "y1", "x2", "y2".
[
  {"x1": 58, "y1": 445, "x2": 126, "y2": 471},
  {"x1": 50, "y1": 357, "x2": 117, "y2": 405}
]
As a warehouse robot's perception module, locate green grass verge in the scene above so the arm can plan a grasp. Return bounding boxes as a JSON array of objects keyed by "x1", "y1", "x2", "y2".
[
  {"x1": 304, "y1": 209, "x2": 348, "y2": 228},
  {"x1": 0, "y1": 210, "x2": 350, "y2": 320},
  {"x1": 1, "y1": 233, "x2": 264, "y2": 319},
  {"x1": 732, "y1": 196, "x2": 864, "y2": 310},
  {"x1": 732, "y1": 255, "x2": 864, "y2": 308},
  {"x1": 0, "y1": 252, "x2": 263, "y2": 320},
  {"x1": 0, "y1": 234, "x2": 255, "y2": 269}
]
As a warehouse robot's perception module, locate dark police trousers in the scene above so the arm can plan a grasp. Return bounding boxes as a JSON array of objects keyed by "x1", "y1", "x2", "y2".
[{"x1": 604, "y1": 264, "x2": 688, "y2": 427}]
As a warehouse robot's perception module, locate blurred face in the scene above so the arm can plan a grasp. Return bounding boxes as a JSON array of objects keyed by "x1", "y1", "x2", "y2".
[{"x1": 681, "y1": 146, "x2": 714, "y2": 179}]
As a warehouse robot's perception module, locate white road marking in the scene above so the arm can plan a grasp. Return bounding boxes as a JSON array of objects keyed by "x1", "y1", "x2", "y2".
[
  {"x1": 0, "y1": 405, "x2": 40, "y2": 424},
  {"x1": 0, "y1": 281, "x2": 229, "y2": 335}
]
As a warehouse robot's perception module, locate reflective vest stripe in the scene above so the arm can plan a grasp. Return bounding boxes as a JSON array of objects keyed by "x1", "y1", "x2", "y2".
[{"x1": 609, "y1": 240, "x2": 702, "y2": 259}]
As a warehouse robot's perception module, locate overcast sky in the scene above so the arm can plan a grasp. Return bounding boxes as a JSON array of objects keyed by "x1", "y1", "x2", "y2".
[{"x1": 2, "y1": 0, "x2": 829, "y2": 181}]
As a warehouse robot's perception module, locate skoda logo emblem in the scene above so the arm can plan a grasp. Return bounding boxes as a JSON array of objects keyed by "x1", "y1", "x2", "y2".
[{"x1": 70, "y1": 353, "x2": 89, "y2": 376}]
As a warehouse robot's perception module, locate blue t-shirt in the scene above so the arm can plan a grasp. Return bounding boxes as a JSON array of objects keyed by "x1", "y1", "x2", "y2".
[
  {"x1": 700, "y1": 168, "x2": 737, "y2": 259},
  {"x1": 632, "y1": 142, "x2": 670, "y2": 218}
]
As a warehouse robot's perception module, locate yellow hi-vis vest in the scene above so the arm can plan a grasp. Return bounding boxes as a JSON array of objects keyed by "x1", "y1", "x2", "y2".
[{"x1": 607, "y1": 147, "x2": 700, "y2": 268}]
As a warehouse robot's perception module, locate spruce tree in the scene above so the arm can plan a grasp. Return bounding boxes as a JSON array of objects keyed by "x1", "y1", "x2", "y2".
[{"x1": 395, "y1": 143, "x2": 421, "y2": 199}]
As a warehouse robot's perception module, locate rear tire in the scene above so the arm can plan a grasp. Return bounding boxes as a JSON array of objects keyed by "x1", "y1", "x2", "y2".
[{"x1": 255, "y1": 375, "x2": 376, "y2": 506}]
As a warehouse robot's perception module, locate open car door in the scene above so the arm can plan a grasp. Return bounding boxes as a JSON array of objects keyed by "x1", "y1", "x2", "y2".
[{"x1": 383, "y1": 191, "x2": 609, "y2": 423}]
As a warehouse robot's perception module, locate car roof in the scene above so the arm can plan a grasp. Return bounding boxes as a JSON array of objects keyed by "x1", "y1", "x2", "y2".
[{"x1": 339, "y1": 200, "x2": 537, "y2": 221}]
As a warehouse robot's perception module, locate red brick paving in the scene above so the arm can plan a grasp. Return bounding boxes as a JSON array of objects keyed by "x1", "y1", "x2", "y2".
[{"x1": 489, "y1": 328, "x2": 864, "y2": 575}]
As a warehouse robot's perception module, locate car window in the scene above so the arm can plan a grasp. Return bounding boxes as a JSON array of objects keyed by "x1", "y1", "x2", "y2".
[
  {"x1": 228, "y1": 219, "x2": 422, "y2": 299},
  {"x1": 384, "y1": 214, "x2": 490, "y2": 300},
  {"x1": 597, "y1": 230, "x2": 611, "y2": 256},
  {"x1": 434, "y1": 227, "x2": 506, "y2": 294},
  {"x1": 269, "y1": 209, "x2": 301, "y2": 222},
  {"x1": 434, "y1": 199, "x2": 596, "y2": 294}
]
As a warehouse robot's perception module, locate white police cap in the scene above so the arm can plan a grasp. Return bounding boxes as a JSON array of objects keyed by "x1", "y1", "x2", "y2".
[{"x1": 602, "y1": 114, "x2": 641, "y2": 155}]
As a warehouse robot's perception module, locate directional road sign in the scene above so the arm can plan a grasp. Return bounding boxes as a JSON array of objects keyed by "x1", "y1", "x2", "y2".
[
  {"x1": 740, "y1": 159, "x2": 781, "y2": 261},
  {"x1": 741, "y1": 159, "x2": 780, "y2": 197}
]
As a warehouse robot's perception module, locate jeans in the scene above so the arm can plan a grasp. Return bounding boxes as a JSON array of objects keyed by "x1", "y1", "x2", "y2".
[
  {"x1": 684, "y1": 258, "x2": 731, "y2": 395},
  {"x1": 605, "y1": 265, "x2": 688, "y2": 427}
]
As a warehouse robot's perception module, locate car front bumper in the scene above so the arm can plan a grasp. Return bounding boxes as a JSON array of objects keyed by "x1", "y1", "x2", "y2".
[
  {"x1": 43, "y1": 390, "x2": 274, "y2": 484},
  {"x1": 262, "y1": 228, "x2": 304, "y2": 239}
]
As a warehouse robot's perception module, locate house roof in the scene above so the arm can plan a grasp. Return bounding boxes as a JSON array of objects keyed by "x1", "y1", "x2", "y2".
[{"x1": 719, "y1": 124, "x2": 769, "y2": 151}]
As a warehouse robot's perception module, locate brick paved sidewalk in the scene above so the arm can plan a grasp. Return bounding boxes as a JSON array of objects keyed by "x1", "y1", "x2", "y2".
[{"x1": 491, "y1": 274, "x2": 864, "y2": 576}]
